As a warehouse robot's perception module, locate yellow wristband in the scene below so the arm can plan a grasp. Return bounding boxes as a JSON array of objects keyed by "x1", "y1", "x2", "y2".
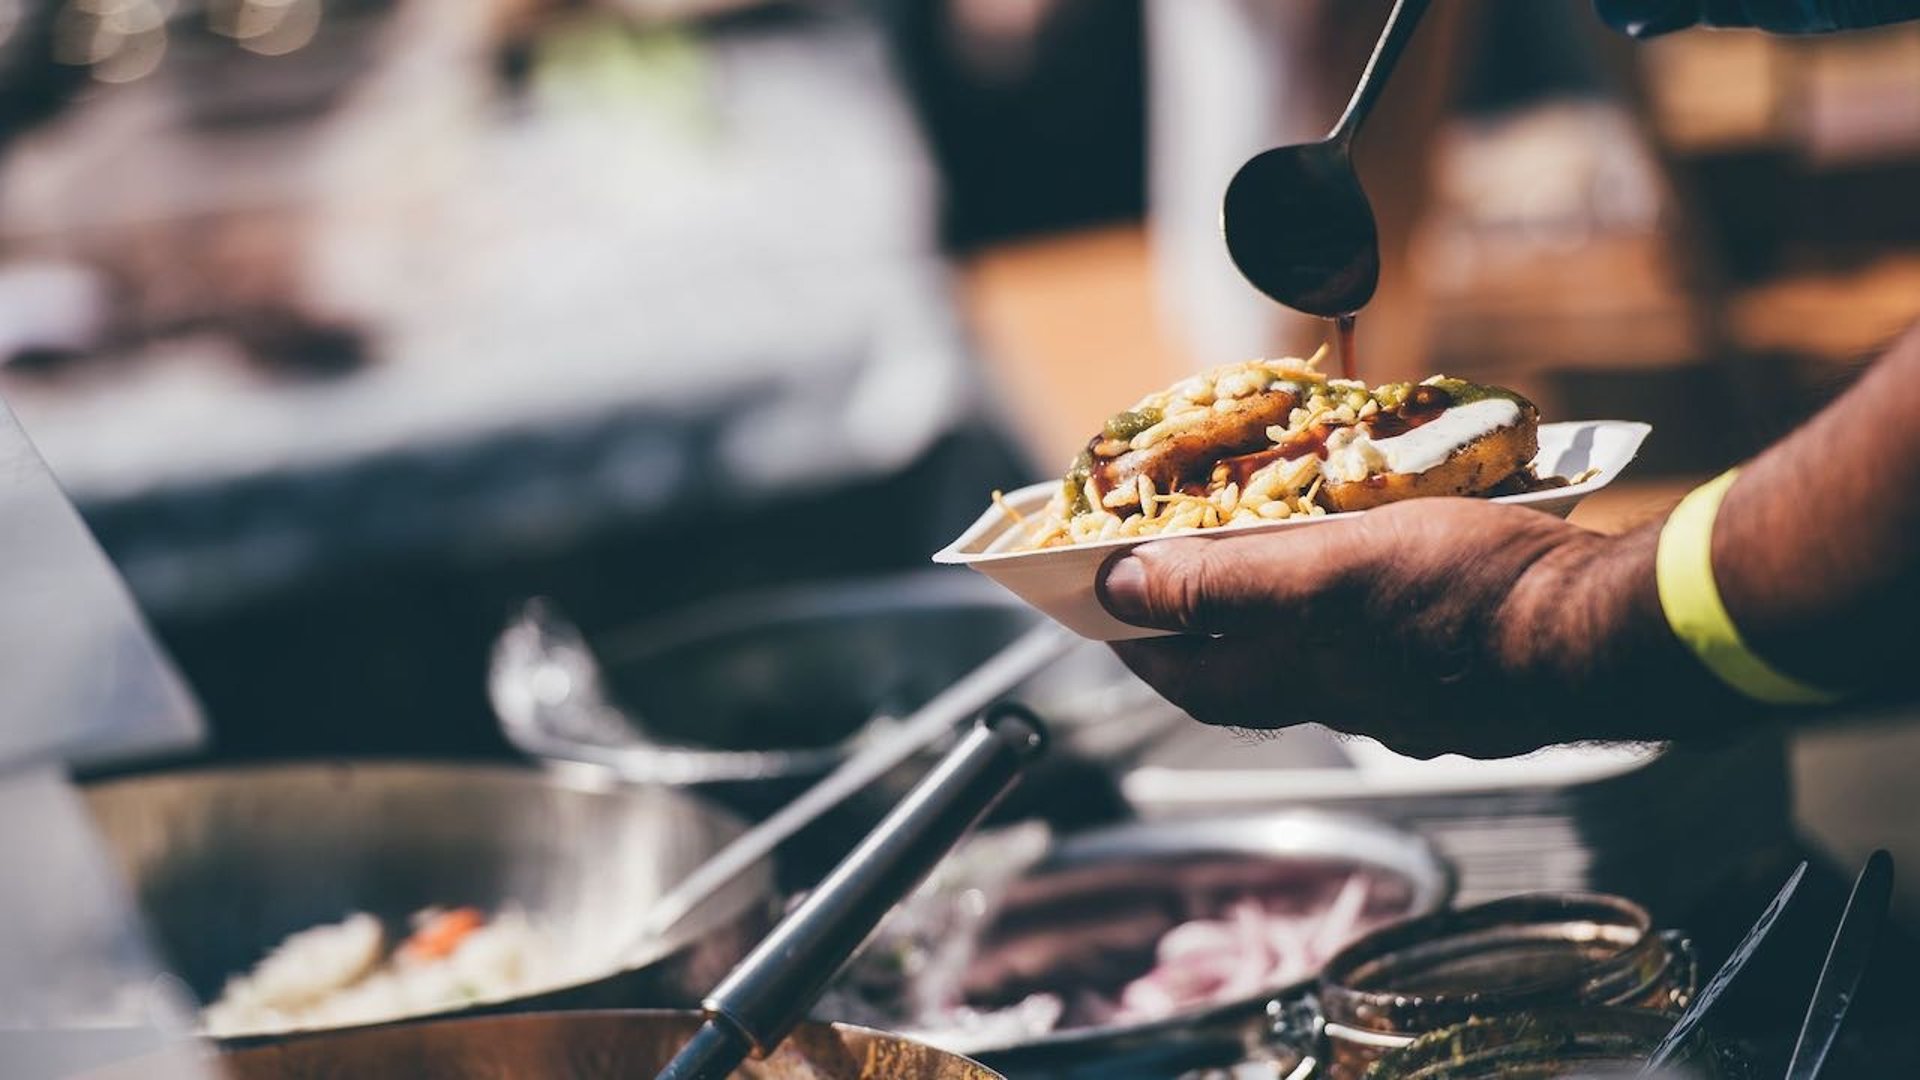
[{"x1": 1656, "y1": 468, "x2": 1840, "y2": 706}]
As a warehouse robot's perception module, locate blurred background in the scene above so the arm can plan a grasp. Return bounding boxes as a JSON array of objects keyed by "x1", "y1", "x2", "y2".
[{"x1": 0, "y1": 0, "x2": 1916, "y2": 911}]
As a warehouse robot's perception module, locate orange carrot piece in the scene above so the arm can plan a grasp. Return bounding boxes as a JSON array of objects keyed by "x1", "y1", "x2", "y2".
[{"x1": 400, "y1": 907, "x2": 486, "y2": 961}]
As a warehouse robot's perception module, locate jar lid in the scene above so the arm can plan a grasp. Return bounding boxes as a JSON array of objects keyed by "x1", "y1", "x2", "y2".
[{"x1": 1320, "y1": 893, "x2": 1676, "y2": 1038}]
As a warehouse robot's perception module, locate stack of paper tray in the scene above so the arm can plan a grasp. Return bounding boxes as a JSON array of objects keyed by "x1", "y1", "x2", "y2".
[
  {"x1": 1120, "y1": 722, "x2": 1791, "y2": 920},
  {"x1": 0, "y1": 394, "x2": 210, "y2": 1078}
]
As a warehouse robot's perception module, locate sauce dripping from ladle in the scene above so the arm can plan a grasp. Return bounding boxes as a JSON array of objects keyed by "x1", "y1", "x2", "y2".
[{"x1": 1334, "y1": 313, "x2": 1359, "y2": 382}]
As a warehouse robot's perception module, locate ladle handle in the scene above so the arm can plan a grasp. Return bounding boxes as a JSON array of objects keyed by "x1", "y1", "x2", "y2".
[
  {"x1": 689, "y1": 705, "x2": 1047, "y2": 1070},
  {"x1": 1329, "y1": 0, "x2": 1432, "y2": 146}
]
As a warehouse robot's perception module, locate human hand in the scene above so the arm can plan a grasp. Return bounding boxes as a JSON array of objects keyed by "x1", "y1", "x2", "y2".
[{"x1": 1096, "y1": 499, "x2": 1682, "y2": 758}]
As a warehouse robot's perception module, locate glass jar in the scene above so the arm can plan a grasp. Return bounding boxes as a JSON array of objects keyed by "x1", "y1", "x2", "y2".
[
  {"x1": 1359, "y1": 1008, "x2": 1747, "y2": 1080},
  {"x1": 1310, "y1": 893, "x2": 1695, "y2": 1079}
]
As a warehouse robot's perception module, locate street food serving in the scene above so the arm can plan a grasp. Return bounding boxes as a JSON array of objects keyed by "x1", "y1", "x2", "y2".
[
  {"x1": 1012, "y1": 349, "x2": 1567, "y2": 550},
  {"x1": 935, "y1": 406, "x2": 1648, "y2": 640}
]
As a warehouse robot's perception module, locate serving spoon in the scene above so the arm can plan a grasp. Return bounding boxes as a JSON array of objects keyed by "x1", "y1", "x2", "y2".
[{"x1": 1222, "y1": 0, "x2": 1431, "y2": 318}]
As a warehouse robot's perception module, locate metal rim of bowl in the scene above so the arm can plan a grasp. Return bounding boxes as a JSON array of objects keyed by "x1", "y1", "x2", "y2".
[
  {"x1": 513, "y1": 570, "x2": 1048, "y2": 784},
  {"x1": 597, "y1": 569, "x2": 1032, "y2": 662},
  {"x1": 505, "y1": 567, "x2": 1160, "y2": 787},
  {"x1": 1317, "y1": 890, "x2": 1676, "y2": 1045}
]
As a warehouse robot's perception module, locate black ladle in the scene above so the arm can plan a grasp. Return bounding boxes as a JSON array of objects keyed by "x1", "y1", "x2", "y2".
[
  {"x1": 655, "y1": 704, "x2": 1048, "y2": 1080},
  {"x1": 1222, "y1": 0, "x2": 1432, "y2": 318}
]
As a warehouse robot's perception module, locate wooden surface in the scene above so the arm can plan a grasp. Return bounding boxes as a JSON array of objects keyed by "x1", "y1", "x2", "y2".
[
  {"x1": 960, "y1": 226, "x2": 1197, "y2": 470},
  {"x1": 1567, "y1": 475, "x2": 1700, "y2": 535},
  {"x1": 1729, "y1": 257, "x2": 1920, "y2": 360}
]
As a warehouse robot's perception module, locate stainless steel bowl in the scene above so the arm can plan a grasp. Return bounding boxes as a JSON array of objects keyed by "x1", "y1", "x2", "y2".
[
  {"x1": 490, "y1": 570, "x2": 1175, "y2": 791},
  {"x1": 943, "y1": 812, "x2": 1454, "y2": 1076},
  {"x1": 81, "y1": 763, "x2": 775, "y2": 1042},
  {"x1": 216, "y1": 1010, "x2": 1006, "y2": 1079}
]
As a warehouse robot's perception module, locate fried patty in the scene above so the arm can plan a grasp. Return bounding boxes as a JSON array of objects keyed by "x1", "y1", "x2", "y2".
[
  {"x1": 1321, "y1": 412, "x2": 1539, "y2": 512},
  {"x1": 1091, "y1": 388, "x2": 1300, "y2": 509}
]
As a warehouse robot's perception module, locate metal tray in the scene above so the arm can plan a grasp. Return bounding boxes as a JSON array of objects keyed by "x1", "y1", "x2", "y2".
[{"x1": 843, "y1": 810, "x2": 1455, "y2": 1077}]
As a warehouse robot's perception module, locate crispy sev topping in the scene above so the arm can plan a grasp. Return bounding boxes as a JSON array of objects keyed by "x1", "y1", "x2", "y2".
[{"x1": 1018, "y1": 352, "x2": 1542, "y2": 550}]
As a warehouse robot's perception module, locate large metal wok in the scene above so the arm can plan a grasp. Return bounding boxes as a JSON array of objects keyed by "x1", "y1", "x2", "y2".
[
  {"x1": 206, "y1": 710, "x2": 1047, "y2": 1080},
  {"x1": 81, "y1": 763, "x2": 775, "y2": 1042},
  {"x1": 217, "y1": 1009, "x2": 1003, "y2": 1079}
]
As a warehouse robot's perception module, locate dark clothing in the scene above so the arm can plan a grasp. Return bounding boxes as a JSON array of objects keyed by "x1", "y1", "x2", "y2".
[{"x1": 1596, "y1": 0, "x2": 1920, "y2": 35}]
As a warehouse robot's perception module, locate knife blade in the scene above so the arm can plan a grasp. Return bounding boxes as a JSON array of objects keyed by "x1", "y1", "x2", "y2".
[
  {"x1": 1784, "y1": 849, "x2": 1894, "y2": 1080},
  {"x1": 1642, "y1": 859, "x2": 1808, "y2": 1073}
]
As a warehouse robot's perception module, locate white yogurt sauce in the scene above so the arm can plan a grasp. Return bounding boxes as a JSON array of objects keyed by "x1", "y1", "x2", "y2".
[{"x1": 1324, "y1": 397, "x2": 1521, "y2": 481}]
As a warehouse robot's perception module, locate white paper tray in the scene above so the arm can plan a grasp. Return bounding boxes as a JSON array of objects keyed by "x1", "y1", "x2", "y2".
[{"x1": 934, "y1": 420, "x2": 1652, "y2": 640}]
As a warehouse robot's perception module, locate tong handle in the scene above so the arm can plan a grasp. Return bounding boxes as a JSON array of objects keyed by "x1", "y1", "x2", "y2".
[{"x1": 672, "y1": 705, "x2": 1046, "y2": 1078}]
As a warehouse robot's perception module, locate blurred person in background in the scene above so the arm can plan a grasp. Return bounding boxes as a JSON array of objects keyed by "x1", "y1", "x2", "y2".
[{"x1": 1096, "y1": 0, "x2": 1920, "y2": 759}]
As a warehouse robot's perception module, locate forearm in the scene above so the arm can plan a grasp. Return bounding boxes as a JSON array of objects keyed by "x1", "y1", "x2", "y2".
[
  {"x1": 1716, "y1": 325, "x2": 1920, "y2": 693},
  {"x1": 1503, "y1": 523, "x2": 1735, "y2": 741},
  {"x1": 1515, "y1": 325, "x2": 1920, "y2": 737}
]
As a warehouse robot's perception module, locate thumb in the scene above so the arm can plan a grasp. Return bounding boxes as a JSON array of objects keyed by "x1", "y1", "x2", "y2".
[{"x1": 1096, "y1": 530, "x2": 1350, "y2": 635}]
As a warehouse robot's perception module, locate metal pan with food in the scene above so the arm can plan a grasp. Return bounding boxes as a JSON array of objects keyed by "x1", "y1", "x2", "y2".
[
  {"x1": 936, "y1": 352, "x2": 1649, "y2": 640},
  {"x1": 78, "y1": 763, "x2": 776, "y2": 1044},
  {"x1": 817, "y1": 811, "x2": 1453, "y2": 1078},
  {"x1": 84, "y1": 709, "x2": 1047, "y2": 1080}
]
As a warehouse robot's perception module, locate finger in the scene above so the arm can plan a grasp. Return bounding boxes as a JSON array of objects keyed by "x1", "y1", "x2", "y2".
[
  {"x1": 1109, "y1": 633, "x2": 1523, "y2": 756},
  {"x1": 1112, "y1": 635, "x2": 1328, "y2": 731},
  {"x1": 1096, "y1": 524, "x2": 1367, "y2": 635}
]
